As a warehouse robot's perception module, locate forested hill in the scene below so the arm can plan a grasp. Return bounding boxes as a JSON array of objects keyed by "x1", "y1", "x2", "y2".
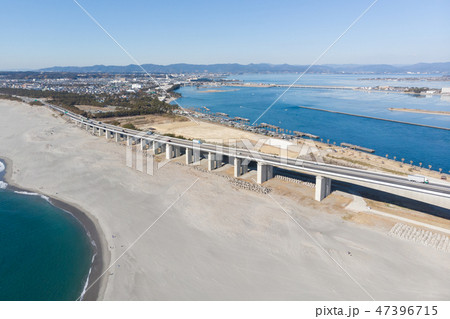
[{"x1": 39, "y1": 62, "x2": 450, "y2": 74}]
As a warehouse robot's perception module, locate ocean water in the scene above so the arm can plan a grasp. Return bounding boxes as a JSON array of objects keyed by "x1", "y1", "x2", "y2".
[
  {"x1": 227, "y1": 73, "x2": 450, "y2": 90},
  {"x1": 175, "y1": 74, "x2": 450, "y2": 172},
  {"x1": 0, "y1": 161, "x2": 94, "y2": 300}
]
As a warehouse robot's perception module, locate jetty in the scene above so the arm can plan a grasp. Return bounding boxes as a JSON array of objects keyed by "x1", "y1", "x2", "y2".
[
  {"x1": 226, "y1": 82, "x2": 355, "y2": 90},
  {"x1": 298, "y1": 106, "x2": 450, "y2": 131},
  {"x1": 340, "y1": 142, "x2": 375, "y2": 153},
  {"x1": 293, "y1": 131, "x2": 319, "y2": 139},
  {"x1": 258, "y1": 123, "x2": 279, "y2": 130},
  {"x1": 234, "y1": 117, "x2": 250, "y2": 122}
]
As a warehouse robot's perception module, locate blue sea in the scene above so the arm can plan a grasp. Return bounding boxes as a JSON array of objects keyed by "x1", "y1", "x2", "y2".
[
  {"x1": 175, "y1": 74, "x2": 450, "y2": 172},
  {"x1": 0, "y1": 160, "x2": 94, "y2": 300}
]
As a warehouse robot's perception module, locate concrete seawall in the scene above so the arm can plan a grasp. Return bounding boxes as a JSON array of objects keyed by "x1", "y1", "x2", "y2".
[{"x1": 298, "y1": 106, "x2": 450, "y2": 131}]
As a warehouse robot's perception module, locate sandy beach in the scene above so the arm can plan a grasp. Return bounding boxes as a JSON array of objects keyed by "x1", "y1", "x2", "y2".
[
  {"x1": 105, "y1": 113, "x2": 448, "y2": 180},
  {"x1": 0, "y1": 158, "x2": 103, "y2": 300},
  {"x1": 1, "y1": 100, "x2": 450, "y2": 300},
  {"x1": 389, "y1": 108, "x2": 450, "y2": 116}
]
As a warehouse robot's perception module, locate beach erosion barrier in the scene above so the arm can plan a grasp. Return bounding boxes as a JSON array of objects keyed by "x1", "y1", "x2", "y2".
[
  {"x1": 389, "y1": 223, "x2": 450, "y2": 252},
  {"x1": 60, "y1": 108, "x2": 450, "y2": 208},
  {"x1": 274, "y1": 174, "x2": 315, "y2": 188},
  {"x1": 175, "y1": 162, "x2": 271, "y2": 194},
  {"x1": 298, "y1": 106, "x2": 450, "y2": 131}
]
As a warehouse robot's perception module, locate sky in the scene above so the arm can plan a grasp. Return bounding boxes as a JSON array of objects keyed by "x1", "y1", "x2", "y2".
[{"x1": 0, "y1": 0, "x2": 449, "y2": 70}]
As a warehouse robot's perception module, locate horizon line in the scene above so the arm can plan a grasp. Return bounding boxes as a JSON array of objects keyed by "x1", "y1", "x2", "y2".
[{"x1": 2, "y1": 60, "x2": 450, "y2": 73}]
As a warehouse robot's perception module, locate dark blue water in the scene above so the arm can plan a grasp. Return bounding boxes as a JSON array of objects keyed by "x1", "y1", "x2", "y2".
[
  {"x1": 175, "y1": 74, "x2": 450, "y2": 172},
  {"x1": 0, "y1": 162, "x2": 93, "y2": 300}
]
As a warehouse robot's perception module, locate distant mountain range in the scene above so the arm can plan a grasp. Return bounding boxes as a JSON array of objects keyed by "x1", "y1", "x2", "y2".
[{"x1": 39, "y1": 62, "x2": 450, "y2": 74}]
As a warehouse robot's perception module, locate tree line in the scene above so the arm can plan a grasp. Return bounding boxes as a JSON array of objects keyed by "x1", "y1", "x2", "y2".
[{"x1": 0, "y1": 88, "x2": 176, "y2": 118}]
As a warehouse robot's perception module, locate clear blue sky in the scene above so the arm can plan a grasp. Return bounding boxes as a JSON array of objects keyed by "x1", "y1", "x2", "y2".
[{"x1": 1, "y1": 0, "x2": 449, "y2": 70}]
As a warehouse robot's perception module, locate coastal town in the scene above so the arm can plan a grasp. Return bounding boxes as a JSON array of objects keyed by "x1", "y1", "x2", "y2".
[
  {"x1": 1, "y1": 0, "x2": 450, "y2": 312},
  {"x1": 1, "y1": 71, "x2": 449, "y2": 179},
  {"x1": 2, "y1": 71, "x2": 450, "y2": 104}
]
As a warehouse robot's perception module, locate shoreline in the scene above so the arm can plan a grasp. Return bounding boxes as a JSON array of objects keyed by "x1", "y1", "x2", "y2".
[
  {"x1": 0, "y1": 156, "x2": 106, "y2": 301},
  {"x1": 2, "y1": 99, "x2": 450, "y2": 300},
  {"x1": 172, "y1": 87, "x2": 449, "y2": 173},
  {"x1": 184, "y1": 82, "x2": 447, "y2": 96},
  {"x1": 388, "y1": 107, "x2": 450, "y2": 116},
  {"x1": 129, "y1": 110, "x2": 449, "y2": 180},
  {"x1": 297, "y1": 105, "x2": 450, "y2": 131}
]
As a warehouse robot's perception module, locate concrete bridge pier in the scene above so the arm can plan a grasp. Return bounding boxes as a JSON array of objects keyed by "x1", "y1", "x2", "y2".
[
  {"x1": 193, "y1": 146, "x2": 201, "y2": 164},
  {"x1": 105, "y1": 130, "x2": 112, "y2": 139},
  {"x1": 152, "y1": 141, "x2": 161, "y2": 154},
  {"x1": 126, "y1": 136, "x2": 133, "y2": 146},
  {"x1": 208, "y1": 152, "x2": 219, "y2": 171},
  {"x1": 257, "y1": 163, "x2": 273, "y2": 184},
  {"x1": 315, "y1": 176, "x2": 332, "y2": 201},
  {"x1": 146, "y1": 152, "x2": 155, "y2": 176},
  {"x1": 136, "y1": 148, "x2": 144, "y2": 172},
  {"x1": 242, "y1": 162, "x2": 249, "y2": 175},
  {"x1": 186, "y1": 148, "x2": 193, "y2": 164},
  {"x1": 98, "y1": 129, "x2": 104, "y2": 137},
  {"x1": 166, "y1": 144, "x2": 174, "y2": 159},
  {"x1": 234, "y1": 157, "x2": 243, "y2": 177},
  {"x1": 151, "y1": 141, "x2": 158, "y2": 152},
  {"x1": 174, "y1": 146, "x2": 181, "y2": 157},
  {"x1": 140, "y1": 139, "x2": 147, "y2": 151},
  {"x1": 114, "y1": 133, "x2": 121, "y2": 142}
]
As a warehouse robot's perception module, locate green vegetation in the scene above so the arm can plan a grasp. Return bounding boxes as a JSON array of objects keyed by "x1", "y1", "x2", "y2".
[
  {"x1": 0, "y1": 88, "x2": 176, "y2": 118},
  {"x1": 167, "y1": 84, "x2": 181, "y2": 98},
  {"x1": 122, "y1": 123, "x2": 138, "y2": 130},
  {"x1": 93, "y1": 99, "x2": 174, "y2": 119},
  {"x1": 29, "y1": 100, "x2": 44, "y2": 106},
  {"x1": 0, "y1": 94, "x2": 22, "y2": 102},
  {"x1": 163, "y1": 133, "x2": 190, "y2": 140},
  {"x1": 0, "y1": 71, "x2": 110, "y2": 80},
  {"x1": 107, "y1": 120, "x2": 121, "y2": 126},
  {"x1": 0, "y1": 88, "x2": 99, "y2": 115},
  {"x1": 167, "y1": 84, "x2": 180, "y2": 92}
]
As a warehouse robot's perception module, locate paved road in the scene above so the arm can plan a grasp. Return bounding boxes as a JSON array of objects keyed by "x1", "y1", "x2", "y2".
[{"x1": 42, "y1": 100, "x2": 450, "y2": 199}]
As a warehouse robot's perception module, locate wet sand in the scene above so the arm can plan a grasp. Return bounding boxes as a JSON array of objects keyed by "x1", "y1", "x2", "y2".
[{"x1": 0, "y1": 157, "x2": 105, "y2": 301}]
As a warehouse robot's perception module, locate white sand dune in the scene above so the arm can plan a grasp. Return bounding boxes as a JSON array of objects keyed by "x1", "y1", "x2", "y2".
[{"x1": 1, "y1": 100, "x2": 450, "y2": 300}]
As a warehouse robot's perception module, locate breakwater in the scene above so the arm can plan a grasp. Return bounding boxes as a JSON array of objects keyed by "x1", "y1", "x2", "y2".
[
  {"x1": 175, "y1": 78, "x2": 450, "y2": 172},
  {"x1": 297, "y1": 106, "x2": 450, "y2": 131}
]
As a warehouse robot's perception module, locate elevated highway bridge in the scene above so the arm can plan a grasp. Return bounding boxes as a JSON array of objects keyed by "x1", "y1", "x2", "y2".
[{"x1": 44, "y1": 101, "x2": 450, "y2": 210}]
